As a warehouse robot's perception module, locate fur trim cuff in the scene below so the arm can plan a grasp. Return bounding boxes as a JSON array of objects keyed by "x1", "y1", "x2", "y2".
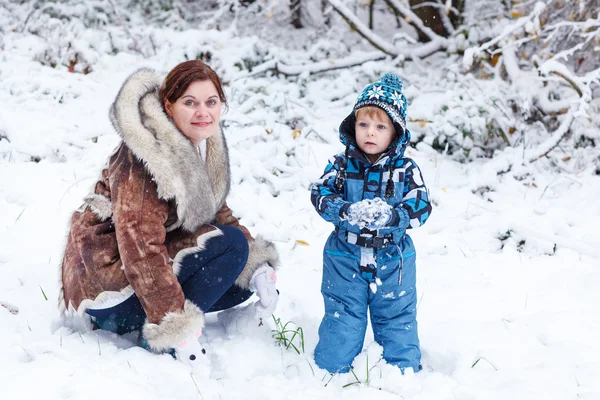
[
  {"x1": 142, "y1": 300, "x2": 205, "y2": 352},
  {"x1": 235, "y1": 235, "x2": 280, "y2": 289},
  {"x1": 83, "y1": 194, "x2": 113, "y2": 221}
]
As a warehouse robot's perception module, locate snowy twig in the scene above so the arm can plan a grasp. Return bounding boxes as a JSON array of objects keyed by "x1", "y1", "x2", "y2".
[
  {"x1": 277, "y1": 51, "x2": 387, "y2": 75},
  {"x1": 304, "y1": 128, "x2": 330, "y2": 144},
  {"x1": 107, "y1": 0, "x2": 147, "y2": 55},
  {"x1": 411, "y1": 1, "x2": 460, "y2": 15},
  {"x1": 549, "y1": 70, "x2": 583, "y2": 98},
  {"x1": 463, "y1": 2, "x2": 547, "y2": 69},
  {"x1": 524, "y1": 57, "x2": 593, "y2": 162},
  {"x1": 538, "y1": 60, "x2": 591, "y2": 100},
  {"x1": 233, "y1": 52, "x2": 388, "y2": 79},
  {"x1": 582, "y1": 67, "x2": 600, "y2": 86},
  {"x1": 471, "y1": 356, "x2": 498, "y2": 371},
  {"x1": 544, "y1": 19, "x2": 600, "y2": 44},
  {"x1": 513, "y1": 224, "x2": 600, "y2": 258},
  {"x1": 384, "y1": 0, "x2": 447, "y2": 42},
  {"x1": 328, "y1": 0, "x2": 400, "y2": 56},
  {"x1": 200, "y1": 0, "x2": 234, "y2": 28},
  {"x1": 328, "y1": 0, "x2": 447, "y2": 58},
  {"x1": 1, "y1": 301, "x2": 19, "y2": 315},
  {"x1": 437, "y1": 0, "x2": 456, "y2": 35},
  {"x1": 526, "y1": 109, "x2": 575, "y2": 163},
  {"x1": 230, "y1": 59, "x2": 277, "y2": 80},
  {"x1": 18, "y1": 0, "x2": 42, "y2": 33},
  {"x1": 190, "y1": 374, "x2": 205, "y2": 400}
]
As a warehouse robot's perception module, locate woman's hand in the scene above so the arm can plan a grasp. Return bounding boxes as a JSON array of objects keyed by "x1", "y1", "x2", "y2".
[{"x1": 250, "y1": 265, "x2": 279, "y2": 317}]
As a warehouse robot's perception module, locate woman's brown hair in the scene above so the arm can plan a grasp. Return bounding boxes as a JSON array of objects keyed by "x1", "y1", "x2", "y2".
[{"x1": 159, "y1": 60, "x2": 227, "y2": 107}]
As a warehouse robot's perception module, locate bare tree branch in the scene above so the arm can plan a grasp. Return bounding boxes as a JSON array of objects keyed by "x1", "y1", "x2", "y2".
[
  {"x1": 549, "y1": 71, "x2": 583, "y2": 97},
  {"x1": 411, "y1": 1, "x2": 460, "y2": 15},
  {"x1": 539, "y1": 59, "x2": 592, "y2": 100},
  {"x1": 467, "y1": 2, "x2": 548, "y2": 61},
  {"x1": 327, "y1": 0, "x2": 447, "y2": 58},
  {"x1": 527, "y1": 109, "x2": 575, "y2": 163},
  {"x1": 437, "y1": 0, "x2": 455, "y2": 35},
  {"x1": 231, "y1": 52, "x2": 388, "y2": 79},
  {"x1": 276, "y1": 52, "x2": 387, "y2": 75},
  {"x1": 328, "y1": 0, "x2": 400, "y2": 55},
  {"x1": 384, "y1": 0, "x2": 446, "y2": 42},
  {"x1": 368, "y1": 0, "x2": 375, "y2": 30}
]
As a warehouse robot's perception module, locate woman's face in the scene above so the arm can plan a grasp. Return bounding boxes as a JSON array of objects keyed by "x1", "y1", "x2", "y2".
[{"x1": 164, "y1": 80, "x2": 222, "y2": 144}]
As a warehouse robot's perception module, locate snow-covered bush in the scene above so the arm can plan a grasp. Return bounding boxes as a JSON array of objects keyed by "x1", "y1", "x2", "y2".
[
  {"x1": 460, "y1": 0, "x2": 600, "y2": 166},
  {"x1": 3, "y1": 0, "x2": 599, "y2": 169}
]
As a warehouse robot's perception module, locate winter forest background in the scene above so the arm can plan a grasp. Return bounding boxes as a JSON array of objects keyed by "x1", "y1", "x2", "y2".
[{"x1": 1, "y1": 1, "x2": 599, "y2": 399}]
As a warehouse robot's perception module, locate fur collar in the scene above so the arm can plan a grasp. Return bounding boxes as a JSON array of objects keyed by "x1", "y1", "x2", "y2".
[{"x1": 108, "y1": 68, "x2": 230, "y2": 232}]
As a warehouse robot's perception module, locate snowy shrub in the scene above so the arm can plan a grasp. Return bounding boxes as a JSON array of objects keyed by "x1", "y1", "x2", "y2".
[
  {"x1": 460, "y1": 0, "x2": 600, "y2": 166},
  {"x1": 4, "y1": 0, "x2": 599, "y2": 169}
]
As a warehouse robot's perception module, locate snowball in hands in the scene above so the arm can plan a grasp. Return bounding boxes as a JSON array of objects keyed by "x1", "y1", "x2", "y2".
[
  {"x1": 250, "y1": 265, "x2": 278, "y2": 316},
  {"x1": 346, "y1": 197, "x2": 393, "y2": 229}
]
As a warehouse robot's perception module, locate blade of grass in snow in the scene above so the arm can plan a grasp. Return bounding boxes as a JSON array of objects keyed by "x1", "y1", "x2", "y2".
[
  {"x1": 471, "y1": 357, "x2": 498, "y2": 371},
  {"x1": 15, "y1": 208, "x2": 25, "y2": 222},
  {"x1": 39, "y1": 285, "x2": 48, "y2": 301}
]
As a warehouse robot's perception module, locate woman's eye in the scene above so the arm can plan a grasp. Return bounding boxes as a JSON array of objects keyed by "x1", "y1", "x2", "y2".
[
  {"x1": 207, "y1": 99, "x2": 217, "y2": 106},
  {"x1": 184, "y1": 100, "x2": 196, "y2": 106}
]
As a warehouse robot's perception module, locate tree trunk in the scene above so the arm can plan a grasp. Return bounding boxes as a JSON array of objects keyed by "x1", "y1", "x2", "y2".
[
  {"x1": 408, "y1": 0, "x2": 448, "y2": 40},
  {"x1": 449, "y1": 0, "x2": 465, "y2": 28},
  {"x1": 290, "y1": 0, "x2": 303, "y2": 28},
  {"x1": 407, "y1": 0, "x2": 466, "y2": 40},
  {"x1": 321, "y1": 0, "x2": 331, "y2": 27},
  {"x1": 368, "y1": 0, "x2": 375, "y2": 29}
]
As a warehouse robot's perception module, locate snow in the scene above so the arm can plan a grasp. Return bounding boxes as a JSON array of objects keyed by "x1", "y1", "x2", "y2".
[
  {"x1": 1, "y1": 4, "x2": 600, "y2": 400},
  {"x1": 346, "y1": 197, "x2": 392, "y2": 229},
  {"x1": 369, "y1": 283, "x2": 378, "y2": 294}
]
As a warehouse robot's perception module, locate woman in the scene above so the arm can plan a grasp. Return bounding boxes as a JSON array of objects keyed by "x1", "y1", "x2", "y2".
[{"x1": 59, "y1": 60, "x2": 279, "y2": 364}]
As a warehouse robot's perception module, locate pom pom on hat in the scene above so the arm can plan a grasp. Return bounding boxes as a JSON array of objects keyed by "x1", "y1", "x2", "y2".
[{"x1": 380, "y1": 73, "x2": 403, "y2": 91}]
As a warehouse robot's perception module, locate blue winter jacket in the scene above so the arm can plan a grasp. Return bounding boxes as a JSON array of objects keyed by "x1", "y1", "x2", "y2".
[{"x1": 311, "y1": 126, "x2": 431, "y2": 243}]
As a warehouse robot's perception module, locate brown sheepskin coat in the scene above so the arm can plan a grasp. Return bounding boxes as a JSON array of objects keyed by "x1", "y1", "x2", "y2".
[{"x1": 58, "y1": 69, "x2": 278, "y2": 351}]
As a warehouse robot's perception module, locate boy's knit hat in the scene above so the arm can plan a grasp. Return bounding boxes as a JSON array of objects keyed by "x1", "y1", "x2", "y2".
[
  {"x1": 339, "y1": 73, "x2": 409, "y2": 145},
  {"x1": 335, "y1": 73, "x2": 409, "y2": 199}
]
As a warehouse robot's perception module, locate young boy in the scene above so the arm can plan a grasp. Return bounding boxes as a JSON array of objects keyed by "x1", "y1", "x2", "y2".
[{"x1": 310, "y1": 73, "x2": 432, "y2": 373}]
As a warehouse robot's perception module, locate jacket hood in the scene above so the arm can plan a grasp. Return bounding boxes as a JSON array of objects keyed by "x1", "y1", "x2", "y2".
[
  {"x1": 108, "y1": 68, "x2": 231, "y2": 232},
  {"x1": 338, "y1": 113, "x2": 411, "y2": 160}
]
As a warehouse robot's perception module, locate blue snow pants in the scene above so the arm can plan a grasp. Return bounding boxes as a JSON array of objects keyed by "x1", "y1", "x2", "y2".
[
  {"x1": 86, "y1": 225, "x2": 253, "y2": 335},
  {"x1": 314, "y1": 229, "x2": 420, "y2": 373}
]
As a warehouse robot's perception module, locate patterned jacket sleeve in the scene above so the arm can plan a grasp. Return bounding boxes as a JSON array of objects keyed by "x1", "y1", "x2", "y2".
[
  {"x1": 388, "y1": 158, "x2": 432, "y2": 229},
  {"x1": 310, "y1": 154, "x2": 352, "y2": 225}
]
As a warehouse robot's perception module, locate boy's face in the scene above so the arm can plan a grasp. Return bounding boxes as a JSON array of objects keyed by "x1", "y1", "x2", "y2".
[{"x1": 354, "y1": 108, "x2": 395, "y2": 163}]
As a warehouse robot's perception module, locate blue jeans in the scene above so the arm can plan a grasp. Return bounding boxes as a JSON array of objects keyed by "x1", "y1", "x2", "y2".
[{"x1": 86, "y1": 225, "x2": 252, "y2": 335}]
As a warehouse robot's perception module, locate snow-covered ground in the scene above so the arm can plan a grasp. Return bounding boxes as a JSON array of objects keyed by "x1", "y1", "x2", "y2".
[{"x1": 1, "y1": 18, "x2": 600, "y2": 400}]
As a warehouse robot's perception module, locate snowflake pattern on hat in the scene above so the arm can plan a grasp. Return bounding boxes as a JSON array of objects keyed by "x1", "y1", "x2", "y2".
[
  {"x1": 390, "y1": 91, "x2": 404, "y2": 108},
  {"x1": 367, "y1": 86, "x2": 385, "y2": 100},
  {"x1": 354, "y1": 73, "x2": 408, "y2": 135}
]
